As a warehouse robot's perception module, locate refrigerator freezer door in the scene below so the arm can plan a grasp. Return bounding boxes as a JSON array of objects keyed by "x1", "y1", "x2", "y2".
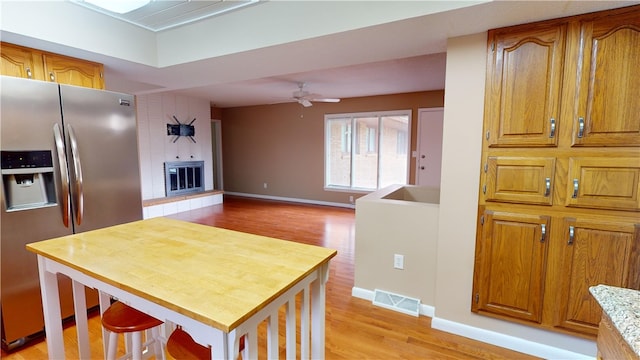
[
  {"x1": 59, "y1": 84, "x2": 143, "y2": 233},
  {"x1": 0, "y1": 76, "x2": 74, "y2": 346}
]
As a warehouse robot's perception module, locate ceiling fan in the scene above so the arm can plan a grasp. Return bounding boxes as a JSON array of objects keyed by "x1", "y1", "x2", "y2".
[{"x1": 290, "y1": 83, "x2": 340, "y2": 107}]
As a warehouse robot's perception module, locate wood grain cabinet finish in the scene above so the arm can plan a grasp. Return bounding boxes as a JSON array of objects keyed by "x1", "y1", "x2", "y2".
[
  {"x1": 0, "y1": 42, "x2": 104, "y2": 89},
  {"x1": 485, "y1": 157, "x2": 555, "y2": 205},
  {"x1": 554, "y1": 218, "x2": 640, "y2": 335},
  {"x1": 42, "y1": 53, "x2": 104, "y2": 89},
  {"x1": 570, "y1": 12, "x2": 640, "y2": 147},
  {"x1": 473, "y1": 210, "x2": 549, "y2": 323},
  {"x1": 0, "y1": 42, "x2": 44, "y2": 80},
  {"x1": 473, "y1": 5, "x2": 640, "y2": 338},
  {"x1": 566, "y1": 157, "x2": 640, "y2": 211},
  {"x1": 597, "y1": 313, "x2": 638, "y2": 359},
  {"x1": 484, "y1": 25, "x2": 565, "y2": 148}
]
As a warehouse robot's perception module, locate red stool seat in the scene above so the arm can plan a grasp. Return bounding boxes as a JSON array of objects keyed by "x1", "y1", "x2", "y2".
[
  {"x1": 167, "y1": 327, "x2": 245, "y2": 360},
  {"x1": 101, "y1": 301, "x2": 165, "y2": 360},
  {"x1": 102, "y1": 301, "x2": 164, "y2": 332}
]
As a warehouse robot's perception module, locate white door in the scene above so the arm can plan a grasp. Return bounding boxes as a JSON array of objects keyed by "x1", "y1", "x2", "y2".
[{"x1": 415, "y1": 108, "x2": 444, "y2": 187}]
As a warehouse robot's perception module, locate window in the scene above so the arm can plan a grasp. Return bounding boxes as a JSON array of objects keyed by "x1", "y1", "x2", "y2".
[{"x1": 325, "y1": 110, "x2": 411, "y2": 191}]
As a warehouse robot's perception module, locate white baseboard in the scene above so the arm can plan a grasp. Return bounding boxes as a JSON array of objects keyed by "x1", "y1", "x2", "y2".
[
  {"x1": 351, "y1": 286, "x2": 435, "y2": 317},
  {"x1": 352, "y1": 287, "x2": 594, "y2": 359},
  {"x1": 431, "y1": 317, "x2": 595, "y2": 360},
  {"x1": 224, "y1": 192, "x2": 355, "y2": 209}
]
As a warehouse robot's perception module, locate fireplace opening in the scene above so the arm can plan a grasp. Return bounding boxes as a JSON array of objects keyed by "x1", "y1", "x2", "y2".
[{"x1": 164, "y1": 161, "x2": 204, "y2": 197}]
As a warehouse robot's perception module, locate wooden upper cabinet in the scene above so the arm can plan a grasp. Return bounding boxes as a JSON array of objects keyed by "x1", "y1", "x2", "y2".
[
  {"x1": 473, "y1": 210, "x2": 550, "y2": 323},
  {"x1": 554, "y1": 217, "x2": 640, "y2": 335},
  {"x1": 485, "y1": 156, "x2": 555, "y2": 205},
  {"x1": 571, "y1": 10, "x2": 640, "y2": 147},
  {"x1": 43, "y1": 53, "x2": 104, "y2": 89},
  {"x1": 0, "y1": 42, "x2": 104, "y2": 90},
  {"x1": 566, "y1": 157, "x2": 640, "y2": 211},
  {"x1": 485, "y1": 24, "x2": 565, "y2": 147},
  {"x1": 0, "y1": 42, "x2": 44, "y2": 81}
]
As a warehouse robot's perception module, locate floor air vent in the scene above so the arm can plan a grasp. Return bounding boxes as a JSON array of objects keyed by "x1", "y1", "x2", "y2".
[{"x1": 372, "y1": 289, "x2": 420, "y2": 317}]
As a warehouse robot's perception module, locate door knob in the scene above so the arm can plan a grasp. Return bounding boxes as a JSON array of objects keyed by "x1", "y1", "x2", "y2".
[
  {"x1": 420, "y1": 166, "x2": 425, "y2": 170},
  {"x1": 421, "y1": 155, "x2": 426, "y2": 159}
]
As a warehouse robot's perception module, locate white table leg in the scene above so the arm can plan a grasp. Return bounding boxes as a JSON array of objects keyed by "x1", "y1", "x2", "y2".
[
  {"x1": 37, "y1": 256, "x2": 65, "y2": 359},
  {"x1": 98, "y1": 290, "x2": 112, "y2": 358},
  {"x1": 311, "y1": 263, "x2": 329, "y2": 359},
  {"x1": 72, "y1": 280, "x2": 90, "y2": 359},
  {"x1": 301, "y1": 286, "x2": 310, "y2": 359}
]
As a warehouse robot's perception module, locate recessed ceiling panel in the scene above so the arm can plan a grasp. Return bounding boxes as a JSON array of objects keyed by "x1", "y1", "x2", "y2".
[{"x1": 70, "y1": 0, "x2": 259, "y2": 32}]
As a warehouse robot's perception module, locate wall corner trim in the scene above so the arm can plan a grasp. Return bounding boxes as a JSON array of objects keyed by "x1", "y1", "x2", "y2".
[{"x1": 431, "y1": 317, "x2": 595, "y2": 359}]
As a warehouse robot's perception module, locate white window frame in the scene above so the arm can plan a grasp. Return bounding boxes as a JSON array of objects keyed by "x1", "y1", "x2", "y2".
[{"x1": 324, "y1": 110, "x2": 412, "y2": 192}]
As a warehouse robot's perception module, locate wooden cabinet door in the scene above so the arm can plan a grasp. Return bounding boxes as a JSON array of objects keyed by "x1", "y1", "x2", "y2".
[
  {"x1": 43, "y1": 53, "x2": 104, "y2": 89},
  {"x1": 473, "y1": 211, "x2": 550, "y2": 323},
  {"x1": 571, "y1": 9, "x2": 640, "y2": 146},
  {"x1": 566, "y1": 157, "x2": 640, "y2": 211},
  {"x1": 0, "y1": 42, "x2": 44, "y2": 80},
  {"x1": 554, "y1": 218, "x2": 640, "y2": 335},
  {"x1": 485, "y1": 156, "x2": 555, "y2": 205},
  {"x1": 485, "y1": 24, "x2": 565, "y2": 147}
]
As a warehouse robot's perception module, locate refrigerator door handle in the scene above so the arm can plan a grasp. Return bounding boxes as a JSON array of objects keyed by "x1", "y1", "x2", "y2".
[
  {"x1": 53, "y1": 124, "x2": 71, "y2": 228},
  {"x1": 67, "y1": 125, "x2": 84, "y2": 225}
]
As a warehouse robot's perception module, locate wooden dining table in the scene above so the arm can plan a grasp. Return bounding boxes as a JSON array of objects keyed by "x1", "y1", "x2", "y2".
[{"x1": 26, "y1": 217, "x2": 337, "y2": 359}]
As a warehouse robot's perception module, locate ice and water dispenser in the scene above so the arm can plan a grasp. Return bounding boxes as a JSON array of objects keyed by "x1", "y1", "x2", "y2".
[{"x1": 1, "y1": 151, "x2": 57, "y2": 211}]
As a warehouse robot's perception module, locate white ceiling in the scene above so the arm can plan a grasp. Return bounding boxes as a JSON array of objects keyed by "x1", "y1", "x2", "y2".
[{"x1": 2, "y1": 1, "x2": 638, "y2": 108}]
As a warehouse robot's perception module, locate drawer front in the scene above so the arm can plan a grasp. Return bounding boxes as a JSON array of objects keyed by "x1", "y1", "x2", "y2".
[
  {"x1": 485, "y1": 157, "x2": 555, "y2": 205},
  {"x1": 566, "y1": 157, "x2": 640, "y2": 210}
]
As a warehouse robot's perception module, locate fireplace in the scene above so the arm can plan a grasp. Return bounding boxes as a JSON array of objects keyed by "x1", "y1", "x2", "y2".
[{"x1": 164, "y1": 161, "x2": 204, "y2": 197}]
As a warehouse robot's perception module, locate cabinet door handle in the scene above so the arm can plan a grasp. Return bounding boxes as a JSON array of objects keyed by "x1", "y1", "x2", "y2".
[
  {"x1": 49, "y1": 72, "x2": 55, "y2": 82},
  {"x1": 26, "y1": 67, "x2": 32, "y2": 78},
  {"x1": 540, "y1": 224, "x2": 546, "y2": 243},
  {"x1": 568, "y1": 225, "x2": 575, "y2": 245},
  {"x1": 577, "y1": 117, "x2": 585, "y2": 138},
  {"x1": 572, "y1": 179, "x2": 579, "y2": 198},
  {"x1": 549, "y1": 118, "x2": 556, "y2": 138},
  {"x1": 544, "y1": 177, "x2": 551, "y2": 196}
]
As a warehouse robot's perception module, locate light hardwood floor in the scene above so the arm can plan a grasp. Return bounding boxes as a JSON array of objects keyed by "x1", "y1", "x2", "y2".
[{"x1": 2, "y1": 196, "x2": 539, "y2": 359}]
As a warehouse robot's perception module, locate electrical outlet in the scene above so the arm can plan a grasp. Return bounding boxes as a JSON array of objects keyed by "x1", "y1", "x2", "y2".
[
  {"x1": 394, "y1": 254, "x2": 404, "y2": 270},
  {"x1": 349, "y1": 195, "x2": 354, "y2": 203},
  {"x1": 263, "y1": 182, "x2": 268, "y2": 189}
]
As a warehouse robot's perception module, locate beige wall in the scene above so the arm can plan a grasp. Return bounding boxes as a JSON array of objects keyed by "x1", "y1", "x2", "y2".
[
  {"x1": 434, "y1": 33, "x2": 595, "y2": 357},
  {"x1": 354, "y1": 184, "x2": 440, "y2": 307},
  {"x1": 220, "y1": 91, "x2": 444, "y2": 205}
]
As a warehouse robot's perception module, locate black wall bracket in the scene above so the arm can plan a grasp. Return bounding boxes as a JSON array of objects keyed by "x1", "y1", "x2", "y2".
[{"x1": 167, "y1": 115, "x2": 196, "y2": 143}]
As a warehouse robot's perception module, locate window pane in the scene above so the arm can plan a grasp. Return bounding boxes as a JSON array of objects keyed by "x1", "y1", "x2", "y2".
[
  {"x1": 325, "y1": 118, "x2": 351, "y2": 188},
  {"x1": 379, "y1": 115, "x2": 409, "y2": 188},
  {"x1": 353, "y1": 117, "x2": 378, "y2": 189},
  {"x1": 325, "y1": 110, "x2": 411, "y2": 192}
]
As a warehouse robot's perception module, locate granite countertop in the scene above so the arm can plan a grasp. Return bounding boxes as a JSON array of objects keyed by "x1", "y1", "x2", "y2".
[{"x1": 590, "y1": 284, "x2": 640, "y2": 356}]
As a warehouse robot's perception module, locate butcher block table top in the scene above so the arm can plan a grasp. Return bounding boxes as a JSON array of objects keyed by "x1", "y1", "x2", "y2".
[{"x1": 26, "y1": 217, "x2": 337, "y2": 332}]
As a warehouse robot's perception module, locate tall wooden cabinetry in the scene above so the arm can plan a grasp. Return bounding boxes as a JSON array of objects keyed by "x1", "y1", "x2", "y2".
[
  {"x1": 472, "y1": 5, "x2": 640, "y2": 338},
  {"x1": 1, "y1": 42, "x2": 104, "y2": 89}
]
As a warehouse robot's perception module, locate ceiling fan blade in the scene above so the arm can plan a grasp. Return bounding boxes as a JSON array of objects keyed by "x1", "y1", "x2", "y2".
[
  {"x1": 299, "y1": 99, "x2": 313, "y2": 107},
  {"x1": 311, "y1": 98, "x2": 341, "y2": 103}
]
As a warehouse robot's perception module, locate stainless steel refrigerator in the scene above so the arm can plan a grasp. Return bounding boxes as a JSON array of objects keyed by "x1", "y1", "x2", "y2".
[{"x1": 0, "y1": 75, "x2": 143, "y2": 350}]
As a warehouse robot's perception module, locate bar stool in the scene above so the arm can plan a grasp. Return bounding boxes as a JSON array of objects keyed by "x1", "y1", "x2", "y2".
[
  {"x1": 166, "y1": 327, "x2": 245, "y2": 360},
  {"x1": 101, "y1": 301, "x2": 165, "y2": 360}
]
